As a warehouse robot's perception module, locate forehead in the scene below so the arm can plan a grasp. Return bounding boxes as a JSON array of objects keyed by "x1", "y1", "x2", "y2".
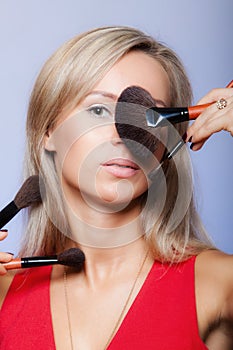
[{"x1": 92, "y1": 50, "x2": 170, "y2": 105}]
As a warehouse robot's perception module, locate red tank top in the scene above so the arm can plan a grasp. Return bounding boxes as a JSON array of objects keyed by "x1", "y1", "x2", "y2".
[{"x1": 0, "y1": 257, "x2": 208, "y2": 349}]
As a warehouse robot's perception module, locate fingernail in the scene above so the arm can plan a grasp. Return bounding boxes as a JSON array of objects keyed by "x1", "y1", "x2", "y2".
[
  {"x1": 188, "y1": 136, "x2": 192, "y2": 143},
  {"x1": 5, "y1": 252, "x2": 14, "y2": 256},
  {"x1": 182, "y1": 132, "x2": 187, "y2": 141}
]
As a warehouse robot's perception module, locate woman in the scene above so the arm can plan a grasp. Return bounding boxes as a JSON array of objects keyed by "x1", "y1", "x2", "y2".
[{"x1": 0, "y1": 26, "x2": 233, "y2": 349}]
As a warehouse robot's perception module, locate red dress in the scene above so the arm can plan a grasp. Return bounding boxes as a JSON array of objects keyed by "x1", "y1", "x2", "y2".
[{"x1": 0, "y1": 257, "x2": 208, "y2": 349}]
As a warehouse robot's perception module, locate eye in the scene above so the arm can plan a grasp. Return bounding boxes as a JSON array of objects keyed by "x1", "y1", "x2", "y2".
[{"x1": 87, "y1": 104, "x2": 113, "y2": 119}]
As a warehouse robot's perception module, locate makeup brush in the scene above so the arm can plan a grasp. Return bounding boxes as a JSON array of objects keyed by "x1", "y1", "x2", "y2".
[
  {"x1": 147, "y1": 79, "x2": 233, "y2": 128},
  {"x1": 3, "y1": 248, "x2": 85, "y2": 271},
  {"x1": 0, "y1": 175, "x2": 41, "y2": 229},
  {"x1": 115, "y1": 85, "x2": 159, "y2": 162},
  {"x1": 115, "y1": 86, "x2": 185, "y2": 181},
  {"x1": 115, "y1": 80, "x2": 233, "y2": 166},
  {"x1": 146, "y1": 103, "x2": 212, "y2": 128},
  {"x1": 116, "y1": 80, "x2": 233, "y2": 138},
  {"x1": 115, "y1": 85, "x2": 183, "y2": 166}
]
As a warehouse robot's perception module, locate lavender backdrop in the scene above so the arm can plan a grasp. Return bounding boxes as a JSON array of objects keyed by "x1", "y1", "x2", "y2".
[{"x1": 0, "y1": 0, "x2": 232, "y2": 253}]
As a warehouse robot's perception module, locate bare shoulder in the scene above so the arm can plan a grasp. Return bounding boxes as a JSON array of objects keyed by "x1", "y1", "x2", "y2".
[
  {"x1": 195, "y1": 249, "x2": 233, "y2": 327},
  {"x1": 196, "y1": 249, "x2": 233, "y2": 288},
  {"x1": 0, "y1": 272, "x2": 15, "y2": 309}
]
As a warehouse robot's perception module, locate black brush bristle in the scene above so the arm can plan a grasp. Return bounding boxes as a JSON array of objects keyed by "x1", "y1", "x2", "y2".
[
  {"x1": 14, "y1": 175, "x2": 41, "y2": 209},
  {"x1": 58, "y1": 248, "x2": 85, "y2": 271},
  {"x1": 117, "y1": 85, "x2": 155, "y2": 106},
  {"x1": 115, "y1": 86, "x2": 160, "y2": 161},
  {"x1": 0, "y1": 175, "x2": 42, "y2": 229}
]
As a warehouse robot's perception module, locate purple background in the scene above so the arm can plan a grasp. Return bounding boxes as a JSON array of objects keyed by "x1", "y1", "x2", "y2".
[{"x1": 0, "y1": 0, "x2": 232, "y2": 253}]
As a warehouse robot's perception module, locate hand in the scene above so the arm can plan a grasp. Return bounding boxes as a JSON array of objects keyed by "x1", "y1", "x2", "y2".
[
  {"x1": 186, "y1": 87, "x2": 233, "y2": 150},
  {"x1": 0, "y1": 230, "x2": 14, "y2": 275}
]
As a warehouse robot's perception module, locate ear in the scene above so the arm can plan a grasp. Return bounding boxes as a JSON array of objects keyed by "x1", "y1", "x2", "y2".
[{"x1": 43, "y1": 129, "x2": 56, "y2": 152}]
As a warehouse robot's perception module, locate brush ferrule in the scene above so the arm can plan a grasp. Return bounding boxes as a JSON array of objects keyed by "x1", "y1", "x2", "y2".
[
  {"x1": 146, "y1": 107, "x2": 189, "y2": 127},
  {"x1": 21, "y1": 255, "x2": 58, "y2": 268},
  {"x1": 166, "y1": 139, "x2": 185, "y2": 159}
]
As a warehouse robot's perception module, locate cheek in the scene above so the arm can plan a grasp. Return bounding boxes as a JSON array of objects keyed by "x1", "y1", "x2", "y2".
[
  {"x1": 60, "y1": 133, "x2": 100, "y2": 187},
  {"x1": 48, "y1": 110, "x2": 110, "y2": 172},
  {"x1": 59, "y1": 145, "x2": 81, "y2": 185},
  {"x1": 130, "y1": 176, "x2": 149, "y2": 200}
]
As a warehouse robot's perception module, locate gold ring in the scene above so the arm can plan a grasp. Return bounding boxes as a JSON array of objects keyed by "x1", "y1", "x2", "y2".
[{"x1": 216, "y1": 98, "x2": 227, "y2": 110}]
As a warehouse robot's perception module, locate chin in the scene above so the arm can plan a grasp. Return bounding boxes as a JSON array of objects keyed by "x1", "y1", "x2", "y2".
[{"x1": 94, "y1": 182, "x2": 147, "y2": 210}]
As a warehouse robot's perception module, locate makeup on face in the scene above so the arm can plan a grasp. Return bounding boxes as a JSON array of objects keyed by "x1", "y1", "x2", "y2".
[
  {"x1": 101, "y1": 157, "x2": 140, "y2": 179},
  {"x1": 43, "y1": 51, "x2": 170, "y2": 215}
]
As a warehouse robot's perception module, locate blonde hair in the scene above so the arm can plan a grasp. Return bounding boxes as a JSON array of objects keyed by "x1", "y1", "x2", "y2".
[{"x1": 20, "y1": 26, "x2": 214, "y2": 260}]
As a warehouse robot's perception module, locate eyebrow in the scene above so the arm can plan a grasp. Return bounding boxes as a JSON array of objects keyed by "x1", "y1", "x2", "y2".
[
  {"x1": 155, "y1": 99, "x2": 167, "y2": 107},
  {"x1": 84, "y1": 90, "x2": 167, "y2": 107},
  {"x1": 84, "y1": 91, "x2": 118, "y2": 101}
]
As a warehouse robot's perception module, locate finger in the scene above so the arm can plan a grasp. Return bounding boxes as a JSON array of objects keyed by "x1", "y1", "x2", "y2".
[
  {"x1": 191, "y1": 116, "x2": 225, "y2": 143},
  {"x1": 0, "y1": 264, "x2": 9, "y2": 275},
  {"x1": 0, "y1": 252, "x2": 14, "y2": 263},
  {"x1": 188, "y1": 117, "x2": 225, "y2": 145},
  {"x1": 187, "y1": 97, "x2": 233, "y2": 141},
  {"x1": 190, "y1": 141, "x2": 206, "y2": 151},
  {"x1": 0, "y1": 252, "x2": 14, "y2": 276},
  {"x1": 189, "y1": 116, "x2": 233, "y2": 152},
  {"x1": 186, "y1": 105, "x2": 219, "y2": 142},
  {"x1": 0, "y1": 267, "x2": 7, "y2": 275},
  {"x1": 198, "y1": 88, "x2": 233, "y2": 105},
  {"x1": 191, "y1": 107, "x2": 233, "y2": 143},
  {"x1": 0, "y1": 229, "x2": 8, "y2": 240}
]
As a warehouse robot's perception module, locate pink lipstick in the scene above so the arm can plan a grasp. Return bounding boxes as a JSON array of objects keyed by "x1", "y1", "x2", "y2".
[{"x1": 102, "y1": 158, "x2": 139, "y2": 178}]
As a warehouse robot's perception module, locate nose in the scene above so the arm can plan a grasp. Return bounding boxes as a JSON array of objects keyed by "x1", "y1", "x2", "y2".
[
  {"x1": 109, "y1": 123, "x2": 124, "y2": 146},
  {"x1": 111, "y1": 137, "x2": 124, "y2": 146}
]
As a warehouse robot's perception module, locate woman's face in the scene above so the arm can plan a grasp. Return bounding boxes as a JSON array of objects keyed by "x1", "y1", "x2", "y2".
[{"x1": 45, "y1": 51, "x2": 170, "y2": 212}]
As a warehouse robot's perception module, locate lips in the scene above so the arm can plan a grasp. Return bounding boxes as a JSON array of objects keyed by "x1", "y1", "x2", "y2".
[
  {"x1": 101, "y1": 158, "x2": 140, "y2": 178},
  {"x1": 103, "y1": 158, "x2": 139, "y2": 169}
]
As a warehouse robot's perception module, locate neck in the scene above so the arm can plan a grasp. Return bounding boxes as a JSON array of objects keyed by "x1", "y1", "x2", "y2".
[
  {"x1": 67, "y1": 214, "x2": 144, "y2": 249},
  {"x1": 63, "y1": 188, "x2": 145, "y2": 249},
  {"x1": 61, "y1": 183, "x2": 152, "y2": 284},
  {"x1": 79, "y1": 236, "x2": 148, "y2": 264},
  {"x1": 70, "y1": 236, "x2": 151, "y2": 289}
]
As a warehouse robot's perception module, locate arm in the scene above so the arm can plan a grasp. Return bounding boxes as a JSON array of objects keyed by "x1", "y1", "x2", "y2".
[
  {"x1": 196, "y1": 250, "x2": 233, "y2": 348},
  {"x1": 188, "y1": 87, "x2": 233, "y2": 347},
  {"x1": 205, "y1": 325, "x2": 233, "y2": 350}
]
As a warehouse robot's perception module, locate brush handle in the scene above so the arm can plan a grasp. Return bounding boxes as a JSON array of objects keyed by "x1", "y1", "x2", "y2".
[
  {"x1": 0, "y1": 201, "x2": 20, "y2": 229},
  {"x1": 2, "y1": 259, "x2": 22, "y2": 270},
  {"x1": 188, "y1": 103, "x2": 213, "y2": 120},
  {"x1": 226, "y1": 80, "x2": 233, "y2": 88},
  {"x1": 3, "y1": 255, "x2": 59, "y2": 270}
]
